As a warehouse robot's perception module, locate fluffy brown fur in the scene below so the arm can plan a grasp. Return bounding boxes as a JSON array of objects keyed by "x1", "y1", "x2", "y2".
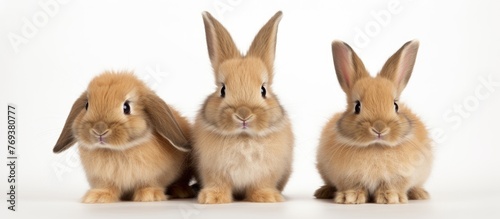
[
  {"x1": 53, "y1": 72, "x2": 195, "y2": 203},
  {"x1": 315, "y1": 41, "x2": 433, "y2": 204},
  {"x1": 193, "y1": 11, "x2": 294, "y2": 204}
]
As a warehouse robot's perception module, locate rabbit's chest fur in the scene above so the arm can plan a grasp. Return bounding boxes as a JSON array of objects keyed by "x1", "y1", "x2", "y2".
[
  {"x1": 194, "y1": 118, "x2": 294, "y2": 189},
  {"x1": 78, "y1": 138, "x2": 184, "y2": 191},
  {"x1": 219, "y1": 138, "x2": 271, "y2": 188}
]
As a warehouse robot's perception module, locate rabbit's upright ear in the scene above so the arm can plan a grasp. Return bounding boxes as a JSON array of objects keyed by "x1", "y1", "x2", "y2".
[
  {"x1": 331, "y1": 41, "x2": 370, "y2": 94},
  {"x1": 143, "y1": 94, "x2": 190, "y2": 152},
  {"x1": 53, "y1": 92, "x2": 87, "y2": 153},
  {"x1": 379, "y1": 40, "x2": 419, "y2": 95},
  {"x1": 247, "y1": 11, "x2": 283, "y2": 75},
  {"x1": 202, "y1": 11, "x2": 240, "y2": 72}
]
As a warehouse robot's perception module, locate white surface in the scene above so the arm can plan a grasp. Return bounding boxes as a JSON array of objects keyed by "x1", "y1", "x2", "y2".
[
  {"x1": 1, "y1": 0, "x2": 500, "y2": 218},
  {"x1": 7, "y1": 191, "x2": 500, "y2": 219}
]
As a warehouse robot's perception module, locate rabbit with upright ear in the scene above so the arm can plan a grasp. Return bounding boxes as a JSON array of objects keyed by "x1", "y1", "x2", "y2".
[
  {"x1": 193, "y1": 11, "x2": 294, "y2": 204},
  {"x1": 53, "y1": 72, "x2": 195, "y2": 203},
  {"x1": 315, "y1": 41, "x2": 433, "y2": 204}
]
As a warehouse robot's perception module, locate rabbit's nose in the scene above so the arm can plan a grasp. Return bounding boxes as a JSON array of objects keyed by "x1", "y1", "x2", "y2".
[
  {"x1": 235, "y1": 107, "x2": 253, "y2": 121},
  {"x1": 371, "y1": 120, "x2": 388, "y2": 134},
  {"x1": 92, "y1": 122, "x2": 109, "y2": 136}
]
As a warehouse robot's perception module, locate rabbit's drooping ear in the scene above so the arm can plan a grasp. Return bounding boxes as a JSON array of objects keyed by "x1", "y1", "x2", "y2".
[
  {"x1": 143, "y1": 94, "x2": 190, "y2": 152},
  {"x1": 332, "y1": 41, "x2": 370, "y2": 93},
  {"x1": 53, "y1": 92, "x2": 87, "y2": 153},
  {"x1": 247, "y1": 11, "x2": 283, "y2": 74},
  {"x1": 202, "y1": 11, "x2": 240, "y2": 72},
  {"x1": 379, "y1": 40, "x2": 419, "y2": 95}
]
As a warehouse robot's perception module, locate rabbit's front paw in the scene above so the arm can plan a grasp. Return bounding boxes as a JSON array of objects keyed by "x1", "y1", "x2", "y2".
[
  {"x1": 375, "y1": 189, "x2": 408, "y2": 204},
  {"x1": 133, "y1": 187, "x2": 167, "y2": 202},
  {"x1": 334, "y1": 189, "x2": 367, "y2": 204},
  {"x1": 246, "y1": 188, "x2": 284, "y2": 203},
  {"x1": 198, "y1": 188, "x2": 232, "y2": 204},
  {"x1": 82, "y1": 188, "x2": 119, "y2": 203}
]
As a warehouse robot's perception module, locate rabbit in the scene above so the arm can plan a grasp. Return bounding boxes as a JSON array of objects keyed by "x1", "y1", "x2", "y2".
[
  {"x1": 192, "y1": 11, "x2": 294, "y2": 204},
  {"x1": 52, "y1": 72, "x2": 195, "y2": 203},
  {"x1": 314, "y1": 40, "x2": 433, "y2": 204}
]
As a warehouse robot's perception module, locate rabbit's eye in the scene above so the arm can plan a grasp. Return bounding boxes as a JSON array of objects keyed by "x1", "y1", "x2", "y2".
[
  {"x1": 123, "y1": 101, "x2": 131, "y2": 115},
  {"x1": 85, "y1": 102, "x2": 89, "y2": 110},
  {"x1": 220, "y1": 84, "x2": 226, "y2": 98},
  {"x1": 261, "y1": 85, "x2": 266, "y2": 98},
  {"x1": 354, "y1": 101, "x2": 361, "y2": 114},
  {"x1": 394, "y1": 102, "x2": 399, "y2": 113}
]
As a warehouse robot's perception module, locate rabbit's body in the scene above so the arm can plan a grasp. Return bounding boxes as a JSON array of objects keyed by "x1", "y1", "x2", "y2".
[
  {"x1": 193, "y1": 11, "x2": 294, "y2": 204},
  {"x1": 317, "y1": 110, "x2": 432, "y2": 198},
  {"x1": 315, "y1": 41, "x2": 433, "y2": 204},
  {"x1": 79, "y1": 132, "x2": 188, "y2": 200},
  {"x1": 53, "y1": 72, "x2": 194, "y2": 203}
]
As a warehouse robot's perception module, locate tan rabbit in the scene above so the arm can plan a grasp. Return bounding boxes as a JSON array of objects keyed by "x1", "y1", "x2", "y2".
[
  {"x1": 315, "y1": 41, "x2": 433, "y2": 204},
  {"x1": 192, "y1": 11, "x2": 294, "y2": 204},
  {"x1": 53, "y1": 72, "x2": 195, "y2": 203}
]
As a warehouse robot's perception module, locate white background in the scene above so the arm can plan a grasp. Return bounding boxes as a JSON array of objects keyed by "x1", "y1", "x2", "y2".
[{"x1": 1, "y1": 0, "x2": 500, "y2": 218}]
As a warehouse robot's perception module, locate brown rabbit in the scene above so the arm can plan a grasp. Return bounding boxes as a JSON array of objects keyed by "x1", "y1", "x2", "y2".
[
  {"x1": 53, "y1": 72, "x2": 195, "y2": 203},
  {"x1": 315, "y1": 41, "x2": 433, "y2": 204},
  {"x1": 192, "y1": 11, "x2": 294, "y2": 204}
]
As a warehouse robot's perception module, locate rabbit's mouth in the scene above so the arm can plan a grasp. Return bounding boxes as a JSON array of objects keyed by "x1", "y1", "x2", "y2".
[
  {"x1": 82, "y1": 132, "x2": 153, "y2": 151},
  {"x1": 371, "y1": 129, "x2": 389, "y2": 140},
  {"x1": 98, "y1": 136, "x2": 106, "y2": 144},
  {"x1": 367, "y1": 135, "x2": 407, "y2": 147},
  {"x1": 241, "y1": 120, "x2": 249, "y2": 129},
  {"x1": 87, "y1": 135, "x2": 108, "y2": 146},
  {"x1": 234, "y1": 121, "x2": 251, "y2": 133},
  {"x1": 234, "y1": 113, "x2": 254, "y2": 130}
]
